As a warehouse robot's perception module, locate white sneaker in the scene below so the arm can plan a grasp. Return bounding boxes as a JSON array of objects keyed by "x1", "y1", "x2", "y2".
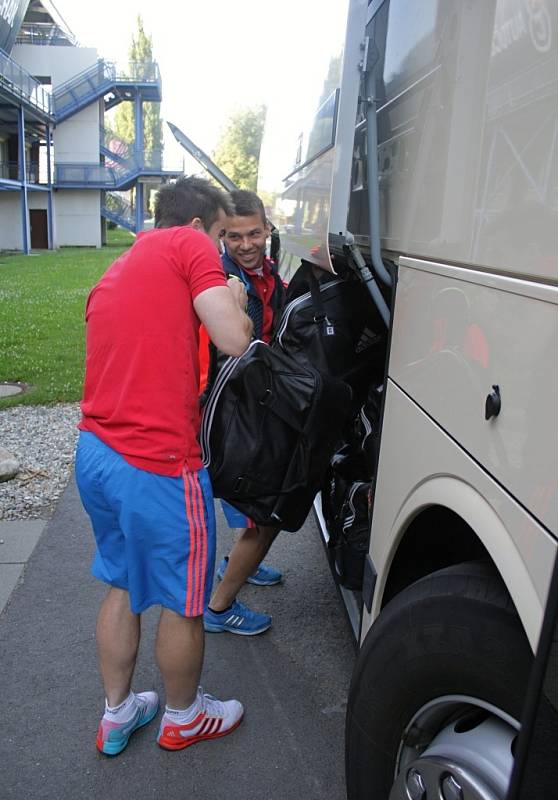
[{"x1": 157, "y1": 687, "x2": 244, "y2": 751}]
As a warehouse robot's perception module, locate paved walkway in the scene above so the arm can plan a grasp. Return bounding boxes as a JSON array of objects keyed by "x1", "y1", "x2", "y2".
[
  {"x1": 0, "y1": 477, "x2": 355, "y2": 800},
  {"x1": 0, "y1": 518, "x2": 46, "y2": 613}
]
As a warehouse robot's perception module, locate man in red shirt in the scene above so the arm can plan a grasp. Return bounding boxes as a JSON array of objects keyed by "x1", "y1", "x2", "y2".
[
  {"x1": 75, "y1": 176, "x2": 252, "y2": 756},
  {"x1": 203, "y1": 190, "x2": 286, "y2": 636}
]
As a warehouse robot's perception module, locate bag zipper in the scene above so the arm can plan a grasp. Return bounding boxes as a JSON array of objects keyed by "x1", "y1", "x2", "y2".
[
  {"x1": 275, "y1": 279, "x2": 343, "y2": 347},
  {"x1": 201, "y1": 340, "x2": 263, "y2": 467}
]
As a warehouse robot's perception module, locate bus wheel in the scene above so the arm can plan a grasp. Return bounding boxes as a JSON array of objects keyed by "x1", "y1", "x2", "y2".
[{"x1": 345, "y1": 561, "x2": 533, "y2": 800}]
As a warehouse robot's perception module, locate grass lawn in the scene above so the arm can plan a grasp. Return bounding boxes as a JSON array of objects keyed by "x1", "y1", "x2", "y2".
[{"x1": 0, "y1": 227, "x2": 135, "y2": 407}]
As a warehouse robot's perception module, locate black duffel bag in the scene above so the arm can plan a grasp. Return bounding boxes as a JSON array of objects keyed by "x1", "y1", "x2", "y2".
[
  {"x1": 322, "y1": 466, "x2": 373, "y2": 591},
  {"x1": 272, "y1": 262, "x2": 384, "y2": 401},
  {"x1": 200, "y1": 340, "x2": 352, "y2": 532}
]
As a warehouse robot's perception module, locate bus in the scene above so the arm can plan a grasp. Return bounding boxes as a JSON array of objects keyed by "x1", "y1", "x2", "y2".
[{"x1": 258, "y1": 1, "x2": 558, "y2": 797}]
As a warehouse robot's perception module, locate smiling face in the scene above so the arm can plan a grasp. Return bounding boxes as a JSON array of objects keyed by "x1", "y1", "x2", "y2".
[{"x1": 224, "y1": 213, "x2": 269, "y2": 271}]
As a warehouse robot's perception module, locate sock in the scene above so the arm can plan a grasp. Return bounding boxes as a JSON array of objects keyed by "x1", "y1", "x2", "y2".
[
  {"x1": 104, "y1": 692, "x2": 136, "y2": 722},
  {"x1": 209, "y1": 603, "x2": 233, "y2": 615},
  {"x1": 164, "y1": 693, "x2": 203, "y2": 724}
]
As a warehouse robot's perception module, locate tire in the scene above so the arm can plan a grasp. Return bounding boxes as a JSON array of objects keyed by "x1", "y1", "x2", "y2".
[{"x1": 345, "y1": 561, "x2": 533, "y2": 800}]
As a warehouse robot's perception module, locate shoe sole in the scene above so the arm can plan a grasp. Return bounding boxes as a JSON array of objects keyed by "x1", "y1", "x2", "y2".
[
  {"x1": 246, "y1": 575, "x2": 282, "y2": 586},
  {"x1": 97, "y1": 704, "x2": 159, "y2": 756},
  {"x1": 203, "y1": 621, "x2": 271, "y2": 635},
  {"x1": 157, "y1": 714, "x2": 244, "y2": 751},
  {"x1": 217, "y1": 571, "x2": 282, "y2": 586}
]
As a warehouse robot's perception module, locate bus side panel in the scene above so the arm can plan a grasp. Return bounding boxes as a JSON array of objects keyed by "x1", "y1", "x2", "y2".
[
  {"x1": 390, "y1": 259, "x2": 558, "y2": 534},
  {"x1": 364, "y1": 379, "x2": 557, "y2": 651}
]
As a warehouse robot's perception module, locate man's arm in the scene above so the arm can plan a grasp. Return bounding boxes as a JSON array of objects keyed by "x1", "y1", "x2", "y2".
[{"x1": 194, "y1": 283, "x2": 253, "y2": 357}]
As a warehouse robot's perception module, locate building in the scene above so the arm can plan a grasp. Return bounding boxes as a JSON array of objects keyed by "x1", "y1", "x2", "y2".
[{"x1": 0, "y1": 0, "x2": 181, "y2": 252}]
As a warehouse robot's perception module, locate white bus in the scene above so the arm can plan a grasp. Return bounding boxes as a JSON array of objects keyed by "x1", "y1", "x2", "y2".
[{"x1": 259, "y1": 1, "x2": 558, "y2": 798}]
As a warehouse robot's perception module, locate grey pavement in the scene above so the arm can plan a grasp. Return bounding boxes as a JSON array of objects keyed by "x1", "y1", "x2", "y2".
[
  {"x1": 0, "y1": 477, "x2": 356, "y2": 800},
  {"x1": 0, "y1": 519, "x2": 45, "y2": 613}
]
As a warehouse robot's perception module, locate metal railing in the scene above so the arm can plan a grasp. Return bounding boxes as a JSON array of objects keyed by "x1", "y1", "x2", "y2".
[
  {"x1": 53, "y1": 59, "x2": 161, "y2": 120},
  {"x1": 53, "y1": 59, "x2": 160, "y2": 117},
  {"x1": 100, "y1": 126, "x2": 131, "y2": 164},
  {"x1": 0, "y1": 161, "x2": 42, "y2": 183},
  {"x1": 0, "y1": 50, "x2": 52, "y2": 115},
  {"x1": 55, "y1": 162, "x2": 118, "y2": 186},
  {"x1": 104, "y1": 191, "x2": 134, "y2": 220},
  {"x1": 16, "y1": 23, "x2": 78, "y2": 47},
  {"x1": 102, "y1": 190, "x2": 152, "y2": 232},
  {"x1": 56, "y1": 150, "x2": 176, "y2": 187}
]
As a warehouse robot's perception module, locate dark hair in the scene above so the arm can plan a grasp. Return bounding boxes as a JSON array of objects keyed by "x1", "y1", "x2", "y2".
[
  {"x1": 154, "y1": 175, "x2": 233, "y2": 230},
  {"x1": 229, "y1": 189, "x2": 267, "y2": 226}
]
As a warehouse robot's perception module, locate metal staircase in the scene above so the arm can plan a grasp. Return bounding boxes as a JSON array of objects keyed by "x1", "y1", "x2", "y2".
[
  {"x1": 52, "y1": 59, "x2": 161, "y2": 122},
  {"x1": 55, "y1": 147, "x2": 172, "y2": 190},
  {"x1": 50, "y1": 60, "x2": 180, "y2": 233},
  {"x1": 101, "y1": 191, "x2": 150, "y2": 232},
  {"x1": 100, "y1": 126, "x2": 130, "y2": 166},
  {"x1": 0, "y1": 49, "x2": 52, "y2": 118}
]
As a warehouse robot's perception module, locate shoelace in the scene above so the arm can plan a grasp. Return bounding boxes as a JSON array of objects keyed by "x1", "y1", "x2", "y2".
[
  {"x1": 134, "y1": 695, "x2": 148, "y2": 713},
  {"x1": 200, "y1": 690, "x2": 225, "y2": 718}
]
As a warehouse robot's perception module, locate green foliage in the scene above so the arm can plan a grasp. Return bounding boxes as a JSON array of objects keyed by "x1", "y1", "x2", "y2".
[
  {"x1": 0, "y1": 231, "x2": 133, "y2": 407},
  {"x1": 113, "y1": 16, "x2": 162, "y2": 155},
  {"x1": 144, "y1": 100, "x2": 163, "y2": 157},
  {"x1": 113, "y1": 87, "x2": 134, "y2": 145},
  {"x1": 213, "y1": 105, "x2": 267, "y2": 191}
]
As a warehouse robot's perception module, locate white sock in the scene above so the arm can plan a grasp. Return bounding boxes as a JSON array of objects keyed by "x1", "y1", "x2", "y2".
[
  {"x1": 164, "y1": 693, "x2": 203, "y2": 724},
  {"x1": 104, "y1": 692, "x2": 136, "y2": 722}
]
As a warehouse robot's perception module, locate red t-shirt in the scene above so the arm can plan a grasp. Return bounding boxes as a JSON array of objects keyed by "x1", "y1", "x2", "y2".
[{"x1": 79, "y1": 226, "x2": 226, "y2": 475}]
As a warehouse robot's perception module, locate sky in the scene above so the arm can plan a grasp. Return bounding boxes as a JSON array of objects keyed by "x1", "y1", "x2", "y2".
[{"x1": 50, "y1": 0, "x2": 349, "y2": 193}]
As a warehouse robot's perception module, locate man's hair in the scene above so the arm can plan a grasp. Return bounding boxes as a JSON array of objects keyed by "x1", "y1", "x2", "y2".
[
  {"x1": 154, "y1": 175, "x2": 233, "y2": 229},
  {"x1": 229, "y1": 190, "x2": 267, "y2": 227}
]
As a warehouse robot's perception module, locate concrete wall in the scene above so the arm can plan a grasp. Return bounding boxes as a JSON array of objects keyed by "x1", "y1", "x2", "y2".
[
  {"x1": 14, "y1": 45, "x2": 100, "y2": 165},
  {"x1": 11, "y1": 45, "x2": 98, "y2": 88},
  {"x1": 28, "y1": 192, "x2": 48, "y2": 210},
  {"x1": 0, "y1": 194, "x2": 23, "y2": 250},
  {"x1": 53, "y1": 191, "x2": 101, "y2": 247},
  {"x1": 53, "y1": 104, "x2": 100, "y2": 165}
]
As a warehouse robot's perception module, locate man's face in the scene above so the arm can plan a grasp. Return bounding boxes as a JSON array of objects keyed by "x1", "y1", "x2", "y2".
[
  {"x1": 224, "y1": 214, "x2": 268, "y2": 271},
  {"x1": 205, "y1": 208, "x2": 229, "y2": 249}
]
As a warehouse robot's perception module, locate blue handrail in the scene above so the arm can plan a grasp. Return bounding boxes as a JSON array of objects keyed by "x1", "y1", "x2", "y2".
[
  {"x1": 54, "y1": 59, "x2": 159, "y2": 97},
  {"x1": 102, "y1": 190, "x2": 153, "y2": 232},
  {"x1": 0, "y1": 50, "x2": 52, "y2": 115},
  {"x1": 0, "y1": 160, "x2": 42, "y2": 182},
  {"x1": 55, "y1": 154, "x2": 181, "y2": 188},
  {"x1": 53, "y1": 59, "x2": 161, "y2": 121}
]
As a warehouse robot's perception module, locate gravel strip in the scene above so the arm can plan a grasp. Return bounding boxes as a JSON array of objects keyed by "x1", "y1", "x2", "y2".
[{"x1": 0, "y1": 404, "x2": 81, "y2": 520}]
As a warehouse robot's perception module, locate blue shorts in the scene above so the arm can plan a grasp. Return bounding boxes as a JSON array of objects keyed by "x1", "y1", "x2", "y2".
[
  {"x1": 75, "y1": 431, "x2": 216, "y2": 617},
  {"x1": 220, "y1": 499, "x2": 254, "y2": 529}
]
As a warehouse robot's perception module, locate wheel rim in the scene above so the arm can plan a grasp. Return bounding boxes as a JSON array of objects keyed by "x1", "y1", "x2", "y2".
[{"x1": 388, "y1": 695, "x2": 520, "y2": 800}]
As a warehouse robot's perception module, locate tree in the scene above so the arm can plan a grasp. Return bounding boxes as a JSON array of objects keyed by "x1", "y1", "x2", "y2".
[
  {"x1": 113, "y1": 16, "x2": 162, "y2": 156},
  {"x1": 212, "y1": 105, "x2": 267, "y2": 191}
]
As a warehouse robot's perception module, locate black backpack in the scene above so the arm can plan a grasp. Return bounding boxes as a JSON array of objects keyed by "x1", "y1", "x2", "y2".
[
  {"x1": 272, "y1": 263, "x2": 384, "y2": 402},
  {"x1": 200, "y1": 340, "x2": 352, "y2": 531}
]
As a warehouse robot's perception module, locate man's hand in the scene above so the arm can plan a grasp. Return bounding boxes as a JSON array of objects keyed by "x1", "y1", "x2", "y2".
[{"x1": 227, "y1": 277, "x2": 248, "y2": 309}]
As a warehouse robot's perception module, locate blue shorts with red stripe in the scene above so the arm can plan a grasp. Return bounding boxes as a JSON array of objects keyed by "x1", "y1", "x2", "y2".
[
  {"x1": 220, "y1": 499, "x2": 254, "y2": 529},
  {"x1": 75, "y1": 431, "x2": 215, "y2": 617}
]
